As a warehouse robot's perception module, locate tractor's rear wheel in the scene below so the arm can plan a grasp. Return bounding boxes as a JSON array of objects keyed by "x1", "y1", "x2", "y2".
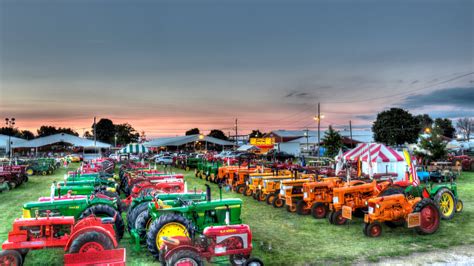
[
  {"x1": 327, "y1": 211, "x2": 335, "y2": 223},
  {"x1": 414, "y1": 198, "x2": 440, "y2": 235},
  {"x1": 80, "y1": 204, "x2": 125, "y2": 241},
  {"x1": 135, "y1": 210, "x2": 152, "y2": 240},
  {"x1": 146, "y1": 213, "x2": 194, "y2": 260},
  {"x1": 0, "y1": 250, "x2": 22, "y2": 266},
  {"x1": 68, "y1": 231, "x2": 114, "y2": 253},
  {"x1": 456, "y1": 199, "x2": 464, "y2": 213},
  {"x1": 311, "y1": 202, "x2": 328, "y2": 219},
  {"x1": 265, "y1": 193, "x2": 276, "y2": 205},
  {"x1": 331, "y1": 210, "x2": 347, "y2": 225},
  {"x1": 434, "y1": 188, "x2": 455, "y2": 220},
  {"x1": 127, "y1": 202, "x2": 150, "y2": 232},
  {"x1": 364, "y1": 222, "x2": 382, "y2": 237},
  {"x1": 166, "y1": 249, "x2": 203, "y2": 266},
  {"x1": 272, "y1": 197, "x2": 284, "y2": 208},
  {"x1": 296, "y1": 200, "x2": 310, "y2": 215},
  {"x1": 252, "y1": 190, "x2": 259, "y2": 200}
]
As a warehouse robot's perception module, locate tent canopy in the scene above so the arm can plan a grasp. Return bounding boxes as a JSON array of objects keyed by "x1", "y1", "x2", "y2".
[
  {"x1": 338, "y1": 143, "x2": 404, "y2": 163},
  {"x1": 144, "y1": 134, "x2": 234, "y2": 147},
  {"x1": 0, "y1": 134, "x2": 26, "y2": 148},
  {"x1": 237, "y1": 144, "x2": 260, "y2": 151},
  {"x1": 120, "y1": 143, "x2": 149, "y2": 154},
  {"x1": 12, "y1": 133, "x2": 111, "y2": 148}
]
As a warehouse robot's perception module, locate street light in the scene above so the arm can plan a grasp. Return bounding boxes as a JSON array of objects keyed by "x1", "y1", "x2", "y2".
[
  {"x1": 5, "y1": 117, "x2": 16, "y2": 159},
  {"x1": 313, "y1": 103, "x2": 324, "y2": 157},
  {"x1": 114, "y1": 134, "x2": 117, "y2": 147}
]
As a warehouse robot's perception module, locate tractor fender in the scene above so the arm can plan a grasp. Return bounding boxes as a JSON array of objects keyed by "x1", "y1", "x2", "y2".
[
  {"x1": 429, "y1": 184, "x2": 456, "y2": 196},
  {"x1": 65, "y1": 225, "x2": 118, "y2": 252},
  {"x1": 164, "y1": 245, "x2": 200, "y2": 262}
]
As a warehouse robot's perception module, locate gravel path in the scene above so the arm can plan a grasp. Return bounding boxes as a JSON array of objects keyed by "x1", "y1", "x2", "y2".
[{"x1": 356, "y1": 245, "x2": 474, "y2": 265}]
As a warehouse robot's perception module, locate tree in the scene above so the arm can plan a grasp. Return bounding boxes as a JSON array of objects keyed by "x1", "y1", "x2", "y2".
[
  {"x1": 20, "y1": 130, "x2": 35, "y2": 140},
  {"x1": 185, "y1": 128, "x2": 200, "y2": 136},
  {"x1": 93, "y1": 118, "x2": 115, "y2": 144},
  {"x1": 418, "y1": 128, "x2": 447, "y2": 161},
  {"x1": 372, "y1": 108, "x2": 421, "y2": 145},
  {"x1": 115, "y1": 123, "x2": 140, "y2": 145},
  {"x1": 249, "y1": 130, "x2": 263, "y2": 138},
  {"x1": 322, "y1": 125, "x2": 343, "y2": 158},
  {"x1": 0, "y1": 127, "x2": 21, "y2": 137},
  {"x1": 456, "y1": 117, "x2": 473, "y2": 141},
  {"x1": 434, "y1": 118, "x2": 456, "y2": 139},
  {"x1": 415, "y1": 114, "x2": 433, "y2": 133},
  {"x1": 83, "y1": 131, "x2": 93, "y2": 139},
  {"x1": 37, "y1": 126, "x2": 78, "y2": 137},
  {"x1": 208, "y1": 129, "x2": 228, "y2": 140},
  {"x1": 57, "y1": 127, "x2": 79, "y2": 136}
]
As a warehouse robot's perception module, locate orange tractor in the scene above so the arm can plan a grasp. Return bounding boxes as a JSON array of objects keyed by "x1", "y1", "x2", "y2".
[
  {"x1": 363, "y1": 195, "x2": 441, "y2": 237},
  {"x1": 295, "y1": 177, "x2": 345, "y2": 217},
  {"x1": 242, "y1": 172, "x2": 279, "y2": 197},
  {"x1": 328, "y1": 180, "x2": 403, "y2": 225},
  {"x1": 280, "y1": 178, "x2": 315, "y2": 212}
]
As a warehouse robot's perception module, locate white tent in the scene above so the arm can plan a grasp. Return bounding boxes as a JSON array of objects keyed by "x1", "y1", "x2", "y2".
[
  {"x1": 237, "y1": 145, "x2": 260, "y2": 152},
  {"x1": 120, "y1": 143, "x2": 149, "y2": 154},
  {"x1": 144, "y1": 134, "x2": 234, "y2": 147},
  {"x1": 12, "y1": 133, "x2": 111, "y2": 148}
]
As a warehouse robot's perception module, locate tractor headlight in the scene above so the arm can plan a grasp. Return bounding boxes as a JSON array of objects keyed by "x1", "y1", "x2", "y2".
[
  {"x1": 333, "y1": 197, "x2": 339, "y2": 204},
  {"x1": 365, "y1": 201, "x2": 368, "y2": 206},
  {"x1": 376, "y1": 204, "x2": 380, "y2": 209},
  {"x1": 258, "y1": 185, "x2": 261, "y2": 190}
]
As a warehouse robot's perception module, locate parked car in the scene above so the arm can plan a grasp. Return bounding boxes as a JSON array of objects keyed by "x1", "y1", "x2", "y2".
[
  {"x1": 65, "y1": 154, "x2": 82, "y2": 162},
  {"x1": 155, "y1": 156, "x2": 173, "y2": 164},
  {"x1": 265, "y1": 149, "x2": 295, "y2": 162}
]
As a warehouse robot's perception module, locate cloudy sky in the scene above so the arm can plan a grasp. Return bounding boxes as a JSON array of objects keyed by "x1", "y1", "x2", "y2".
[{"x1": 1, "y1": 0, "x2": 473, "y2": 137}]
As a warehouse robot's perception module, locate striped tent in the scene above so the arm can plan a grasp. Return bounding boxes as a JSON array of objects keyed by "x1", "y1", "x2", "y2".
[
  {"x1": 339, "y1": 143, "x2": 404, "y2": 162},
  {"x1": 119, "y1": 143, "x2": 149, "y2": 154}
]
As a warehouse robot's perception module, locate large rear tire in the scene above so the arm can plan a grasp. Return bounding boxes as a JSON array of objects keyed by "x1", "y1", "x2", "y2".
[
  {"x1": 68, "y1": 231, "x2": 114, "y2": 253},
  {"x1": 135, "y1": 210, "x2": 152, "y2": 240},
  {"x1": 80, "y1": 204, "x2": 124, "y2": 241},
  {"x1": 146, "y1": 213, "x2": 194, "y2": 260},
  {"x1": 0, "y1": 250, "x2": 22, "y2": 266},
  {"x1": 414, "y1": 198, "x2": 440, "y2": 235},
  {"x1": 127, "y1": 202, "x2": 150, "y2": 232}
]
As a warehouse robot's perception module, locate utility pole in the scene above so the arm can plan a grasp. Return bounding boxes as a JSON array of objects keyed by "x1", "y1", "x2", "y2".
[
  {"x1": 93, "y1": 116, "x2": 97, "y2": 148},
  {"x1": 234, "y1": 118, "x2": 238, "y2": 147},
  {"x1": 317, "y1": 102, "x2": 320, "y2": 158},
  {"x1": 349, "y1": 120, "x2": 353, "y2": 148},
  {"x1": 304, "y1": 128, "x2": 309, "y2": 153}
]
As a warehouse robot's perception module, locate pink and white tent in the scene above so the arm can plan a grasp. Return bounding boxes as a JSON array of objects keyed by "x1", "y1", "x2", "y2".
[
  {"x1": 337, "y1": 143, "x2": 406, "y2": 179},
  {"x1": 339, "y1": 143, "x2": 404, "y2": 162}
]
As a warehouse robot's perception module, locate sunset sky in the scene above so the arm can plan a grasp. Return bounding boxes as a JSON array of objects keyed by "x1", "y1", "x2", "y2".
[{"x1": 1, "y1": 0, "x2": 473, "y2": 137}]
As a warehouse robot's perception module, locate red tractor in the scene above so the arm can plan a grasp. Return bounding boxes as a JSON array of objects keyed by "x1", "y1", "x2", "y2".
[
  {"x1": 159, "y1": 224, "x2": 263, "y2": 266},
  {"x1": 0, "y1": 211, "x2": 125, "y2": 265},
  {"x1": 122, "y1": 179, "x2": 185, "y2": 207}
]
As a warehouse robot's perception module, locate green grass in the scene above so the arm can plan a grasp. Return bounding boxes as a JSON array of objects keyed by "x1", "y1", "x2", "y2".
[{"x1": 1, "y1": 164, "x2": 473, "y2": 265}]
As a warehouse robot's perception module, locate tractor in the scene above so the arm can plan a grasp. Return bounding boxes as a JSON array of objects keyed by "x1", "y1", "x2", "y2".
[
  {"x1": 363, "y1": 194, "x2": 441, "y2": 237},
  {"x1": 328, "y1": 180, "x2": 399, "y2": 225},
  {"x1": 22, "y1": 184, "x2": 125, "y2": 241},
  {"x1": 143, "y1": 185, "x2": 243, "y2": 260},
  {"x1": 0, "y1": 211, "x2": 125, "y2": 266},
  {"x1": 0, "y1": 165, "x2": 29, "y2": 191},
  {"x1": 159, "y1": 223, "x2": 263, "y2": 266}
]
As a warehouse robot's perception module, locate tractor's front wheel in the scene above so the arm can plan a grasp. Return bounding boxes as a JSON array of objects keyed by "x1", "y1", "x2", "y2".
[
  {"x1": 244, "y1": 258, "x2": 264, "y2": 266},
  {"x1": 256, "y1": 191, "x2": 266, "y2": 202},
  {"x1": 434, "y1": 188, "x2": 455, "y2": 220},
  {"x1": 285, "y1": 205, "x2": 296, "y2": 213},
  {"x1": 236, "y1": 185, "x2": 245, "y2": 194},
  {"x1": 311, "y1": 202, "x2": 328, "y2": 219},
  {"x1": 414, "y1": 198, "x2": 440, "y2": 235},
  {"x1": 68, "y1": 231, "x2": 114, "y2": 253},
  {"x1": 272, "y1": 197, "x2": 285, "y2": 208},
  {"x1": 456, "y1": 199, "x2": 464, "y2": 213},
  {"x1": 331, "y1": 210, "x2": 347, "y2": 225},
  {"x1": 296, "y1": 200, "x2": 310, "y2": 215},
  {"x1": 41, "y1": 171, "x2": 47, "y2": 176},
  {"x1": 265, "y1": 193, "x2": 276, "y2": 205},
  {"x1": 80, "y1": 204, "x2": 125, "y2": 241},
  {"x1": 243, "y1": 186, "x2": 253, "y2": 197},
  {"x1": 229, "y1": 254, "x2": 250, "y2": 266},
  {"x1": 364, "y1": 222, "x2": 382, "y2": 237},
  {"x1": 146, "y1": 213, "x2": 194, "y2": 260},
  {"x1": 26, "y1": 168, "x2": 34, "y2": 176},
  {"x1": 0, "y1": 250, "x2": 23, "y2": 266},
  {"x1": 166, "y1": 249, "x2": 203, "y2": 266}
]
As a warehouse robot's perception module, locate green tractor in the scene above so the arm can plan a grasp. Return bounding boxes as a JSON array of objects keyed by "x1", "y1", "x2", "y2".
[
  {"x1": 203, "y1": 161, "x2": 222, "y2": 182},
  {"x1": 22, "y1": 183, "x2": 125, "y2": 241},
  {"x1": 140, "y1": 184, "x2": 243, "y2": 259},
  {"x1": 25, "y1": 158, "x2": 57, "y2": 176},
  {"x1": 186, "y1": 157, "x2": 203, "y2": 171}
]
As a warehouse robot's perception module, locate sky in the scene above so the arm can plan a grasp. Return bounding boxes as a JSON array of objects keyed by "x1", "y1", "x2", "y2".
[{"x1": 1, "y1": 0, "x2": 473, "y2": 137}]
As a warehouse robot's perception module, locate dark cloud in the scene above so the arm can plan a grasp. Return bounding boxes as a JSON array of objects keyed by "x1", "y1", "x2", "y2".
[
  {"x1": 411, "y1": 80, "x2": 419, "y2": 84},
  {"x1": 399, "y1": 87, "x2": 474, "y2": 109},
  {"x1": 355, "y1": 114, "x2": 376, "y2": 120},
  {"x1": 285, "y1": 90, "x2": 312, "y2": 99}
]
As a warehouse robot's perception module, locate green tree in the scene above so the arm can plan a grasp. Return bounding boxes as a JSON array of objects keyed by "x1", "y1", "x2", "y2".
[
  {"x1": 185, "y1": 128, "x2": 200, "y2": 136},
  {"x1": 93, "y1": 118, "x2": 115, "y2": 143},
  {"x1": 249, "y1": 130, "x2": 263, "y2": 138},
  {"x1": 20, "y1": 130, "x2": 35, "y2": 140},
  {"x1": 115, "y1": 123, "x2": 140, "y2": 145},
  {"x1": 0, "y1": 127, "x2": 21, "y2": 137},
  {"x1": 372, "y1": 108, "x2": 421, "y2": 145},
  {"x1": 208, "y1": 129, "x2": 228, "y2": 140},
  {"x1": 415, "y1": 114, "x2": 433, "y2": 133},
  {"x1": 434, "y1": 118, "x2": 456, "y2": 139},
  {"x1": 322, "y1": 125, "x2": 343, "y2": 158},
  {"x1": 418, "y1": 128, "x2": 447, "y2": 161}
]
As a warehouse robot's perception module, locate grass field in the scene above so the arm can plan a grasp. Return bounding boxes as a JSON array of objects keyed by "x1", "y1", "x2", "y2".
[{"x1": 0, "y1": 163, "x2": 473, "y2": 265}]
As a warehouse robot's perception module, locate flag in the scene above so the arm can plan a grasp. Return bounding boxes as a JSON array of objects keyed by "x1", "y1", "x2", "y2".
[
  {"x1": 367, "y1": 143, "x2": 373, "y2": 179},
  {"x1": 335, "y1": 149, "x2": 343, "y2": 175},
  {"x1": 403, "y1": 149, "x2": 419, "y2": 186}
]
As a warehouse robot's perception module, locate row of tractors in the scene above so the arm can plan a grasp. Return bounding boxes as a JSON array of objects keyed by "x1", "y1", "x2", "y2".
[
  {"x1": 190, "y1": 158, "x2": 463, "y2": 238},
  {"x1": 1, "y1": 159, "x2": 263, "y2": 266},
  {"x1": 0, "y1": 165, "x2": 29, "y2": 192}
]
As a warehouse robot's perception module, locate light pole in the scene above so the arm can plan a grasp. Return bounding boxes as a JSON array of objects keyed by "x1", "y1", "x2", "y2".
[
  {"x1": 304, "y1": 129, "x2": 309, "y2": 154},
  {"x1": 313, "y1": 103, "x2": 324, "y2": 157},
  {"x1": 114, "y1": 133, "x2": 117, "y2": 148},
  {"x1": 5, "y1": 117, "x2": 16, "y2": 159}
]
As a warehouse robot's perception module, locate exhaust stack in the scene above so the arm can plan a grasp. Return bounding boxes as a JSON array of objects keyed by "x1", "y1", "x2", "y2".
[{"x1": 205, "y1": 184, "x2": 211, "y2": 202}]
